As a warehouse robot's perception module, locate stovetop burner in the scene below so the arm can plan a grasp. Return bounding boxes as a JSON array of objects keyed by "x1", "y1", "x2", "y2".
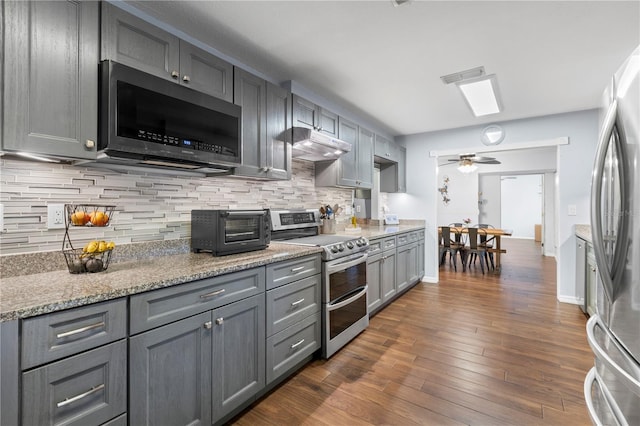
[{"x1": 269, "y1": 209, "x2": 369, "y2": 261}]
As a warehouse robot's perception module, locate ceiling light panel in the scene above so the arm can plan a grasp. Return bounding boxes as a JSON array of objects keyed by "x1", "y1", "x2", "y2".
[{"x1": 456, "y1": 74, "x2": 502, "y2": 117}]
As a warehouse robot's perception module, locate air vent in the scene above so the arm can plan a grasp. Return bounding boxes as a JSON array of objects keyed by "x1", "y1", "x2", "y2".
[{"x1": 440, "y1": 66, "x2": 486, "y2": 84}]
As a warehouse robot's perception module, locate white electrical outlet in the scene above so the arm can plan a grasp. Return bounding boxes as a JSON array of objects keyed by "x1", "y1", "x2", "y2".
[
  {"x1": 47, "y1": 204, "x2": 66, "y2": 229},
  {"x1": 568, "y1": 204, "x2": 577, "y2": 216}
]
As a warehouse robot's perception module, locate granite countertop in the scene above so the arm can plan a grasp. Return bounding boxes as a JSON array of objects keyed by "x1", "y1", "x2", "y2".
[
  {"x1": 0, "y1": 243, "x2": 321, "y2": 322},
  {"x1": 575, "y1": 224, "x2": 592, "y2": 242},
  {"x1": 0, "y1": 222, "x2": 425, "y2": 322}
]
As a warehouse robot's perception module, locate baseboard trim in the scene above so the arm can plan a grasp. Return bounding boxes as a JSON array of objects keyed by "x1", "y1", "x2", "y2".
[{"x1": 557, "y1": 295, "x2": 582, "y2": 305}]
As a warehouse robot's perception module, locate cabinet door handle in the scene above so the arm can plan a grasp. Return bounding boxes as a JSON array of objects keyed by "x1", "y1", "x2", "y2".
[
  {"x1": 200, "y1": 289, "x2": 225, "y2": 299},
  {"x1": 291, "y1": 266, "x2": 305, "y2": 273},
  {"x1": 182, "y1": 75, "x2": 190, "y2": 83},
  {"x1": 56, "y1": 321, "x2": 105, "y2": 339},
  {"x1": 84, "y1": 139, "x2": 95, "y2": 149},
  {"x1": 591, "y1": 267, "x2": 597, "y2": 272},
  {"x1": 290, "y1": 298, "x2": 305, "y2": 307},
  {"x1": 56, "y1": 384, "x2": 105, "y2": 408},
  {"x1": 216, "y1": 318, "x2": 224, "y2": 325},
  {"x1": 171, "y1": 70, "x2": 179, "y2": 79},
  {"x1": 203, "y1": 321, "x2": 212, "y2": 329},
  {"x1": 290, "y1": 338, "x2": 305, "y2": 349}
]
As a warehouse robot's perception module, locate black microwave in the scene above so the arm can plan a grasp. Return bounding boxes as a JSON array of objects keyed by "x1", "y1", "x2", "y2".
[
  {"x1": 98, "y1": 60, "x2": 242, "y2": 170},
  {"x1": 191, "y1": 210, "x2": 271, "y2": 256}
]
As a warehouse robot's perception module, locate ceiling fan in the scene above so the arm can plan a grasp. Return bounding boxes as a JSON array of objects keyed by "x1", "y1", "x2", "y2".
[{"x1": 441, "y1": 153, "x2": 501, "y2": 173}]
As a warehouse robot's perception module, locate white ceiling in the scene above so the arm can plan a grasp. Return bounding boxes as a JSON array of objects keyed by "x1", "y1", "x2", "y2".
[{"x1": 125, "y1": 0, "x2": 640, "y2": 137}]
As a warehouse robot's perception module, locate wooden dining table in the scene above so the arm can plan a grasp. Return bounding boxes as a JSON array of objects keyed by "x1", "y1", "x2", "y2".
[{"x1": 440, "y1": 226, "x2": 513, "y2": 273}]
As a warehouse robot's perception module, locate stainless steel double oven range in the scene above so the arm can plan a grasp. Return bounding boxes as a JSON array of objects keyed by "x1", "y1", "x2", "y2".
[{"x1": 270, "y1": 210, "x2": 369, "y2": 358}]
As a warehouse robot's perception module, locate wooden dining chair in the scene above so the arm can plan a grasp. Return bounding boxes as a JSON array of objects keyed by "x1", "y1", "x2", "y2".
[
  {"x1": 463, "y1": 227, "x2": 490, "y2": 274},
  {"x1": 439, "y1": 226, "x2": 465, "y2": 271}
]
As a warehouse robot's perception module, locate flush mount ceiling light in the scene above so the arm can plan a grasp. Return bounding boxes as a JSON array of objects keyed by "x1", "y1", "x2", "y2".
[
  {"x1": 441, "y1": 67, "x2": 503, "y2": 117},
  {"x1": 457, "y1": 74, "x2": 502, "y2": 117}
]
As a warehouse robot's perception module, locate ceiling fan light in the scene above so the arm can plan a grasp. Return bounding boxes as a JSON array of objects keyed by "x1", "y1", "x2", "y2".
[
  {"x1": 456, "y1": 74, "x2": 502, "y2": 117},
  {"x1": 457, "y1": 163, "x2": 478, "y2": 174}
]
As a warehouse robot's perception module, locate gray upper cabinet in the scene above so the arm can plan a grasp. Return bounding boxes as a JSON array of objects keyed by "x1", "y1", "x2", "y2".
[
  {"x1": 233, "y1": 68, "x2": 292, "y2": 180},
  {"x1": 101, "y1": 3, "x2": 233, "y2": 102},
  {"x1": 3, "y1": 0, "x2": 99, "y2": 160},
  {"x1": 292, "y1": 95, "x2": 339, "y2": 137},
  {"x1": 376, "y1": 135, "x2": 406, "y2": 193},
  {"x1": 315, "y1": 118, "x2": 372, "y2": 189}
]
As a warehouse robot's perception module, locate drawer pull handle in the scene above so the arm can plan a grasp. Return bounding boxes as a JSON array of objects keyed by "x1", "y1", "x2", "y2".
[
  {"x1": 56, "y1": 384, "x2": 105, "y2": 408},
  {"x1": 290, "y1": 338, "x2": 305, "y2": 349},
  {"x1": 290, "y1": 298, "x2": 305, "y2": 307},
  {"x1": 200, "y1": 289, "x2": 225, "y2": 299},
  {"x1": 291, "y1": 266, "x2": 305, "y2": 273},
  {"x1": 56, "y1": 322, "x2": 105, "y2": 339}
]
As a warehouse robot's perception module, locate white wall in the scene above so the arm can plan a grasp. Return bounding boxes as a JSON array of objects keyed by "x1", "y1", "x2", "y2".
[
  {"x1": 501, "y1": 174, "x2": 542, "y2": 238},
  {"x1": 391, "y1": 109, "x2": 598, "y2": 304}
]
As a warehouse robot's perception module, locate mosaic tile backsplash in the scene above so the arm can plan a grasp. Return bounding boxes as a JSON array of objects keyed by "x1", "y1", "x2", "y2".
[{"x1": 0, "y1": 157, "x2": 353, "y2": 255}]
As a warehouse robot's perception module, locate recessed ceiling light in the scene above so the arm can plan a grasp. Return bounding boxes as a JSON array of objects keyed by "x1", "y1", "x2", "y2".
[{"x1": 456, "y1": 74, "x2": 502, "y2": 117}]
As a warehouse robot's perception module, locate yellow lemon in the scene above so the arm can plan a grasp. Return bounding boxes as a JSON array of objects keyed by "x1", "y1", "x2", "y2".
[{"x1": 106, "y1": 241, "x2": 116, "y2": 251}]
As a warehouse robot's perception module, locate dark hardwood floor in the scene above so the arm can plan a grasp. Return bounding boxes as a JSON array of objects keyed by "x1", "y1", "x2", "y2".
[{"x1": 232, "y1": 238, "x2": 593, "y2": 425}]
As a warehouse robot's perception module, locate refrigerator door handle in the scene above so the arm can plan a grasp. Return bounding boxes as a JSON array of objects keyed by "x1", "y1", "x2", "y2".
[
  {"x1": 586, "y1": 315, "x2": 640, "y2": 398},
  {"x1": 590, "y1": 95, "x2": 630, "y2": 302},
  {"x1": 584, "y1": 367, "x2": 627, "y2": 426}
]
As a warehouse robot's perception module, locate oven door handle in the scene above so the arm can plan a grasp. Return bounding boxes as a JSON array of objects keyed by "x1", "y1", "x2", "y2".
[
  {"x1": 326, "y1": 252, "x2": 368, "y2": 275},
  {"x1": 222, "y1": 210, "x2": 267, "y2": 217},
  {"x1": 327, "y1": 286, "x2": 368, "y2": 311}
]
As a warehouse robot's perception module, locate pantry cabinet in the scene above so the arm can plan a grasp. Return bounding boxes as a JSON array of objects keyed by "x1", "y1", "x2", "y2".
[
  {"x1": 101, "y1": 2, "x2": 233, "y2": 102},
  {"x1": 3, "y1": 0, "x2": 99, "y2": 160}
]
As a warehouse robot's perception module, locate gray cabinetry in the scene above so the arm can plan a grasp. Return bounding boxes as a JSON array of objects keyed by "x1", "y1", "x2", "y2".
[
  {"x1": 376, "y1": 135, "x2": 406, "y2": 193},
  {"x1": 265, "y1": 255, "x2": 321, "y2": 385},
  {"x1": 396, "y1": 231, "x2": 421, "y2": 292},
  {"x1": 102, "y1": 2, "x2": 233, "y2": 101},
  {"x1": 3, "y1": 0, "x2": 99, "y2": 160},
  {"x1": 367, "y1": 236, "x2": 397, "y2": 315},
  {"x1": 576, "y1": 237, "x2": 587, "y2": 313},
  {"x1": 23, "y1": 340, "x2": 127, "y2": 426},
  {"x1": 233, "y1": 69, "x2": 292, "y2": 179},
  {"x1": 19, "y1": 300, "x2": 128, "y2": 426},
  {"x1": 292, "y1": 95, "x2": 339, "y2": 137},
  {"x1": 315, "y1": 118, "x2": 373, "y2": 189},
  {"x1": 212, "y1": 294, "x2": 265, "y2": 423},
  {"x1": 129, "y1": 312, "x2": 212, "y2": 426}
]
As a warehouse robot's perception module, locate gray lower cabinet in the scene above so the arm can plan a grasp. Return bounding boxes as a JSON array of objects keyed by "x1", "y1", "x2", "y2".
[
  {"x1": 3, "y1": 0, "x2": 99, "y2": 160},
  {"x1": 101, "y1": 2, "x2": 233, "y2": 101},
  {"x1": 368, "y1": 231, "x2": 424, "y2": 316},
  {"x1": 212, "y1": 294, "x2": 265, "y2": 423},
  {"x1": 22, "y1": 340, "x2": 127, "y2": 426},
  {"x1": 233, "y1": 67, "x2": 292, "y2": 179},
  {"x1": 265, "y1": 256, "x2": 322, "y2": 384},
  {"x1": 129, "y1": 312, "x2": 212, "y2": 426}
]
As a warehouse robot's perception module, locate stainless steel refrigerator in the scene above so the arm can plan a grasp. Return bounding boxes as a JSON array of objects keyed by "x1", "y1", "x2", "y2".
[{"x1": 585, "y1": 45, "x2": 640, "y2": 425}]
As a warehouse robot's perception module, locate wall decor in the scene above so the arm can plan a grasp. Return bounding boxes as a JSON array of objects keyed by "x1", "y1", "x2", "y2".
[{"x1": 438, "y1": 175, "x2": 450, "y2": 205}]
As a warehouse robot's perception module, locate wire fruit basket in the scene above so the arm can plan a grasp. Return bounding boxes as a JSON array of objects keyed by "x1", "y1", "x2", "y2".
[{"x1": 62, "y1": 204, "x2": 117, "y2": 274}]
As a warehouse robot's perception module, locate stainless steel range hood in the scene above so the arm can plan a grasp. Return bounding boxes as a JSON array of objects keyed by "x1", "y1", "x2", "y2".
[{"x1": 290, "y1": 127, "x2": 351, "y2": 162}]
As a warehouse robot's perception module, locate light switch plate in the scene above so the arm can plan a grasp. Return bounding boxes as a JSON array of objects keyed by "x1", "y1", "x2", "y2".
[
  {"x1": 47, "y1": 204, "x2": 65, "y2": 229},
  {"x1": 568, "y1": 204, "x2": 577, "y2": 216}
]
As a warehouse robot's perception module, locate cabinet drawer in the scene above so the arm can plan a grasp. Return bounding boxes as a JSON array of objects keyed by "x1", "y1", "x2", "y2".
[
  {"x1": 22, "y1": 340, "x2": 127, "y2": 426},
  {"x1": 130, "y1": 267, "x2": 265, "y2": 335},
  {"x1": 21, "y1": 299, "x2": 127, "y2": 369},
  {"x1": 368, "y1": 236, "x2": 396, "y2": 255},
  {"x1": 266, "y1": 312, "x2": 320, "y2": 384},
  {"x1": 397, "y1": 233, "x2": 410, "y2": 246},
  {"x1": 103, "y1": 414, "x2": 127, "y2": 426},
  {"x1": 266, "y1": 255, "x2": 321, "y2": 290},
  {"x1": 266, "y1": 274, "x2": 321, "y2": 336}
]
